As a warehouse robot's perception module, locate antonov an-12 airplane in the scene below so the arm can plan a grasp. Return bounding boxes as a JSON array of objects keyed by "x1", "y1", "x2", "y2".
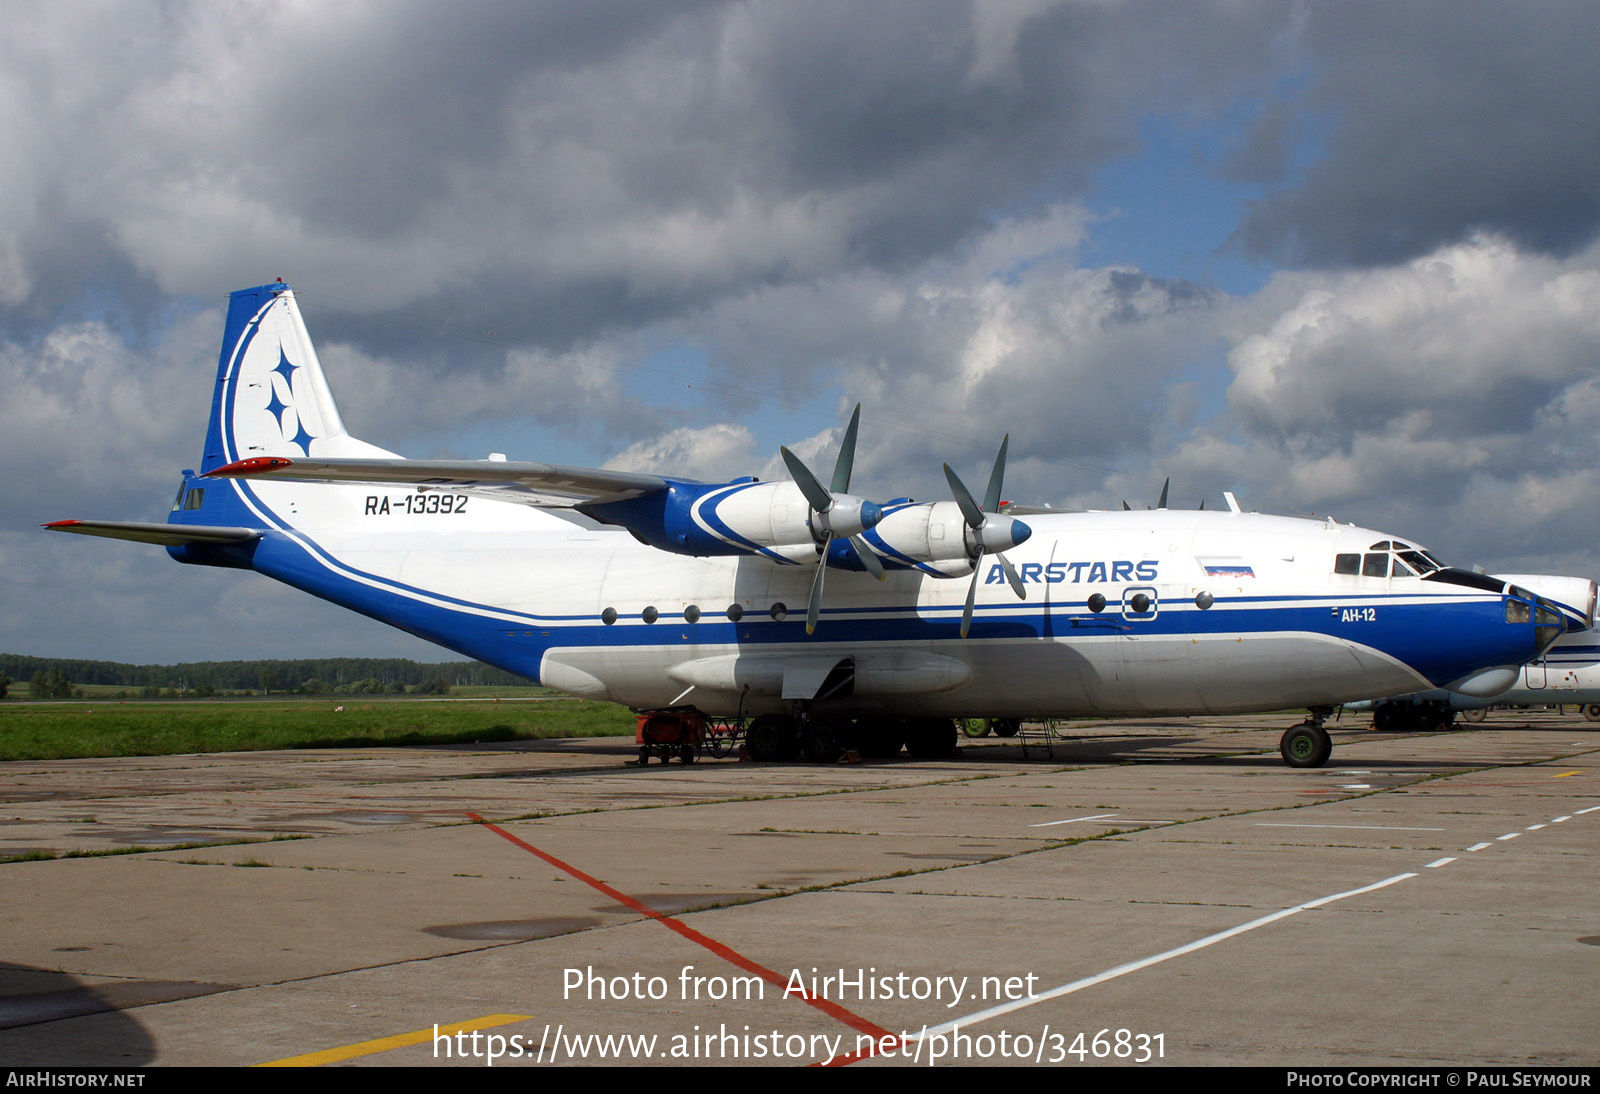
[{"x1": 47, "y1": 281, "x2": 1577, "y2": 768}]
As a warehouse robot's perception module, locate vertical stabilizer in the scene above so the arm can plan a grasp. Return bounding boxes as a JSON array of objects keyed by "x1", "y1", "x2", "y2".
[{"x1": 200, "y1": 282, "x2": 393, "y2": 474}]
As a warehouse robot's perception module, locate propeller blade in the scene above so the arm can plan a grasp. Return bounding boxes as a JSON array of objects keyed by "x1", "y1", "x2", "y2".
[
  {"x1": 781, "y1": 446, "x2": 832, "y2": 514},
  {"x1": 848, "y1": 535, "x2": 885, "y2": 580},
  {"x1": 1198, "y1": 498, "x2": 1205, "y2": 511},
  {"x1": 831, "y1": 404, "x2": 861, "y2": 494},
  {"x1": 805, "y1": 533, "x2": 831, "y2": 634},
  {"x1": 961, "y1": 552, "x2": 982, "y2": 638},
  {"x1": 944, "y1": 464, "x2": 985, "y2": 528},
  {"x1": 983, "y1": 434, "x2": 1009, "y2": 514},
  {"x1": 996, "y1": 552, "x2": 1026, "y2": 599},
  {"x1": 1122, "y1": 500, "x2": 1131, "y2": 511},
  {"x1": 1157, "y1": 478, "x2": 1169, "y2": 510}
]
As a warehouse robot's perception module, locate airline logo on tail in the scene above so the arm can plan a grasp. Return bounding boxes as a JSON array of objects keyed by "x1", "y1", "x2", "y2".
[{"x1": 203, "y1": 283, "x2": 374, "y2": 475}]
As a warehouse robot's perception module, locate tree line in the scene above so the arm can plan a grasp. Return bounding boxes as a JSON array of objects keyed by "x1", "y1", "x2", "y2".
[{"x1": 0, "y1": 654, "x2": 532, "y2": 697}]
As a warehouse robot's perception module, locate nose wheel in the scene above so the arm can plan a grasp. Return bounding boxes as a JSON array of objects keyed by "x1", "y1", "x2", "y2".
[{"x1": 1279, "y1": 711, "x2": 1333, "y2": 768}]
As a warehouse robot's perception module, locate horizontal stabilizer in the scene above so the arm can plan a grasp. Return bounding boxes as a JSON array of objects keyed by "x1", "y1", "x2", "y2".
[
  {"x1": 206, "y1": 456, "x2": 669, "y2": 506},
  {"x1": 43, "y1": 520, "x2": 262, "y2": 547}
]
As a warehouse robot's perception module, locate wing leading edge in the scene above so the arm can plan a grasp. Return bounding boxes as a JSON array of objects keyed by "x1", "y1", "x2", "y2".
[
  {"x1": 205, "y1": 456, "x2": 669, "y2": 507},
  {"x1": 42, "y1": 520, "x2": 262, "y2": 547}
]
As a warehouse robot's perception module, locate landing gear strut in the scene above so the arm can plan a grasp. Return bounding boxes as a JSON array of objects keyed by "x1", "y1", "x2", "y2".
[{"x1": 1279, "y1": 707, "x2": 1333, "y2": 768}]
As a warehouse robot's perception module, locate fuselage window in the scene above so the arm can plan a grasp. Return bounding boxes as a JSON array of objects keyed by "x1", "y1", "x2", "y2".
[
  {"x1": 1335, "y1": 553, "x2": 1360, "y2": 575},
  {"x1": 642, "y1": 606, "x2": 659, "y2": 624}
]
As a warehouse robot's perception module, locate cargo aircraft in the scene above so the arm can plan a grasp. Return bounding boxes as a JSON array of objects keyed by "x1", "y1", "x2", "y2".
[{"x1": 46, "y1": 282, "x2": 1575, "y2": 768}]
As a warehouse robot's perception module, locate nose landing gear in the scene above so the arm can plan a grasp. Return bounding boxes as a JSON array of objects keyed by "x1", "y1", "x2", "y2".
[{"x1": 1279, "y1": 707, "x2": 1334, "y2": 768}]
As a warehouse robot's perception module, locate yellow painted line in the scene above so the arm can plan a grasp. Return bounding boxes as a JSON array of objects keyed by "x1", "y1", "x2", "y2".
[
  {"x1": 1553, "y1": 771, "x2": 1582, "y2": 778},
  {"x1": 256, "y1": 1013, "x2": 532, "y2": 1067}
]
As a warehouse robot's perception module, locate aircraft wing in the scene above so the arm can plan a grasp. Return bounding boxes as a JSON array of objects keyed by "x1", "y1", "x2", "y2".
[
  {"x1": 206, "y1": 457, "x2": 670, "y2": 507},
  {"x1": 43, "y1": 520, "x2": 263, "y2": 546}
]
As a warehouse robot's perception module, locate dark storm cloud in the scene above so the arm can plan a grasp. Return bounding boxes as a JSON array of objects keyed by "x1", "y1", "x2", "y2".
[
  {"x1": 1233, "y1": 1, "x2": 1600, "y2": 267},
  {"x1": 0, "y1": 0, "x2": 1287, "y2": 353}
]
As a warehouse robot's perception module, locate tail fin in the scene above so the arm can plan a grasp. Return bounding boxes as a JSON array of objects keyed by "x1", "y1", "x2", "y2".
[{"x1": 199, "y1": 281, "x2": 394, "y2": 474}]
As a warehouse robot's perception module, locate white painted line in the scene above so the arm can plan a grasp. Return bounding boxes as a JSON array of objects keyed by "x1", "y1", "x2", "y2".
[
  {"x1": 1526, "y1": 823, "x2": 1546, "y2": 831},
  {"x1": 1496, "y1": 832, "x2": 1520, "y2": 841},
  {"x1": 1338, "y1": 784, "x2": 1373, "y2": 789},
  {"x1": 908, "y1": 872, "x2": 1418, "y2": 1040},
  {"x1": 1256, "y1": 824, "x2": 1445, "y2": 831},
  {"x1": 1553, "y1": 816, "x2": 1571, "y2": 823},
  {"x1": 1425, "y1": 858, "x2": 1456, "y2": 868},
  {"x1": 1466, "y1": 842, "x2": 1492, "y2": 852},
  {"x1": 1028, "y1": 813, "x2": 1117, "y2": 828},
  {"x1": 1577, "y1": 806, "x2": 1600, "y2": 815}
]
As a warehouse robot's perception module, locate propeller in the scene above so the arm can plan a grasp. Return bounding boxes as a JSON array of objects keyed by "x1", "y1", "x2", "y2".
[
  {"x1": 943, "y1": 435, "x2": 1032, "y2": 638},
  {"x1": 779, "y1": 405, "x2": 885, "y2": 634},
  {"x1": 1123, "y1": 477, "x2": 1172, "y2": 511}
]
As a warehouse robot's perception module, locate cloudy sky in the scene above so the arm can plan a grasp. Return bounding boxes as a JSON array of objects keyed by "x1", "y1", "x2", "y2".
[{"x1": 5, "y1": 0, "x2": 1600, "y2": 665}]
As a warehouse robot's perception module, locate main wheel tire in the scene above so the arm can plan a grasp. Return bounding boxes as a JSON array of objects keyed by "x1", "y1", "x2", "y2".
[
  {"x1": 1585, "y1": 704, "x2": 1600, "y2": 722},
  {"x1": 961, "y1": 718, "x2": 991, "y2": 738},
  {"x1": 802, "y1": 715, "x2": 847, "y2": 763},
  {"x1": 991, "y1": 718, "x2": 1021, "y2": 738},
  {"x1": 1460, "y1": 708, "x2": 1488, "y2": 723},
  {"x1": 746, "y1": 714, "x2": 798, "y2": 762},
  {"x1": 1372, "y1": 703, "x2": 1399, "y2": 732},
  {"x1": 1280, "y1": 723, "x2": 1332, "y2": 768}
]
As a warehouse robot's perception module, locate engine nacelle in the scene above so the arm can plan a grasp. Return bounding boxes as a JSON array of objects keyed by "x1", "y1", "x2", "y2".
[
  {"x1": 854, "y1": 501, "x2": 975, "y2": 577},
  {"x1": 582, "y1": 478, "x2": 881, "y2": 565}
]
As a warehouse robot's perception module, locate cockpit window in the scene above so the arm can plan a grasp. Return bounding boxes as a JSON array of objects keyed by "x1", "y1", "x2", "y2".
[
  {"x1": 1334, "y1": 553, "x2": 1360, "y2": 575},
  {"x1": 1390, "y1": 557, "x2": 1416, "y2": 578},
  {"x1": 1363, "y1": 553, "x2": 1389, "y2": 578},
  {"x1": 1396, "y1": 550, "x2": 1437, "y2": 574}
]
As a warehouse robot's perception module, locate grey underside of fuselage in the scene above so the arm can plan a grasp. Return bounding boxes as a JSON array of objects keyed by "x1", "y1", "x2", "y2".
[{"x1": 540, "y1": 634, "x2": 1424, "y2": 719}]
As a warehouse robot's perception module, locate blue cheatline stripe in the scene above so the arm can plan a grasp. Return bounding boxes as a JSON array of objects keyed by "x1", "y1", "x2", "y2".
[{"x1": 236, "y1": 519, "x2": 1530, "y2": 690}]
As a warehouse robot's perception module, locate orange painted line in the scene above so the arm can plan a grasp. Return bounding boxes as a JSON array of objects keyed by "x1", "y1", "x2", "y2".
[
  {"x1": 256, "y1": 1013, "x2": 530, "y2": 1066},
  {"x1": 468, "y1": 813, "x2": 897, "y2": 1052}
]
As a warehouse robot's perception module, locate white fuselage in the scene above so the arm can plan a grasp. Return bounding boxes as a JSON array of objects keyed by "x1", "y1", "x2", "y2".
[{"x1": 234, "y1": 475, "x2": 1529, "y2": 719}]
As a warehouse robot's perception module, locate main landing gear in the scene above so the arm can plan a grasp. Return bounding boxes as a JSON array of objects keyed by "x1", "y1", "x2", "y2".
[
  {"x1": 741, "y1": 712, "x2": 959, "y2": 763},
  {"x1": 1279, "y1": 707, "x2": 1334, "y2": 768}
]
